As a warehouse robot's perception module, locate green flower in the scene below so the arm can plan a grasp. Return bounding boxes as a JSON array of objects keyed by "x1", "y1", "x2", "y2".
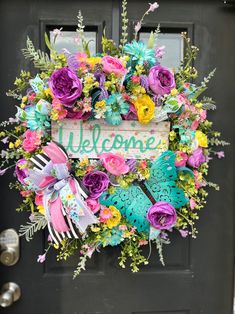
[{"x1": 105, "y1": 93, "x2": 129, "y2": 125}]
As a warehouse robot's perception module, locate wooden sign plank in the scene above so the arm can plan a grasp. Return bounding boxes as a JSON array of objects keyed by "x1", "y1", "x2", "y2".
[{"x1": 51, "y1": 119, "x2": 170, "y2": 159}]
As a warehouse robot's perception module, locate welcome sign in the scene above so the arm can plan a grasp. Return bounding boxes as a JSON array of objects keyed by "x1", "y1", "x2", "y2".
[{"x1": 51, "y1": 119, "x2": 170, "y2": 159}]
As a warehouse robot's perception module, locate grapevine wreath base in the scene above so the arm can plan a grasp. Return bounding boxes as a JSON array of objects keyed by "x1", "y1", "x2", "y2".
[{"x1": 0, "y1": 1, "x2": 228, "y2": 277}]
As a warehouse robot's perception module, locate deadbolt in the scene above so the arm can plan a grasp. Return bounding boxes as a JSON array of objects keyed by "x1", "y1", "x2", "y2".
[
  {"x1": 0, "y1": 229, "x2": 20, "y2": 266},
  {"x1": 0, "y1": 282, "x2": 21, "y2": 307}
]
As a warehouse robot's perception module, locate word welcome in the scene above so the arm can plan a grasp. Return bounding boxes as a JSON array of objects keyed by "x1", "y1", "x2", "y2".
[{"x1": 52, "y1": 120, "x2": 170, "y2": 159}]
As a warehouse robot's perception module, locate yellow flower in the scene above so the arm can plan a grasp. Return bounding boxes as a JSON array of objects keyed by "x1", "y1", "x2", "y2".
[
  {"x1": 20, "y1": 103, "x2": 25, "y2": 109},
  {"x1": 9, "y1": 142, "x2": 14, "y2": 149},
  {"x1": 44, "y1": 88, "x2": 52, "y2": 97},
  {"x1": 171, "y1": 88, "x2": 178, "y2": 96},
  {"x1": 133, "y1": 94, "x2": 155, "y2": 124},
  {"x1": 169, "y1": 130, "x2": 176, "y2": 141},
  {"x1": 132, "y1": 85, "x2": 146, "y2": 96},
  {"x1": 195, "y1": 102, "x2": 203, "y2": 109},
  {"x1": 14, "y1": 139, "x2": 22, "y2": 148},
  {"x1": 22, "y1": 96, "x2": 28, "y2": 103},
  {"x1": 37, "y1": 205, "x2": 45, "y2": 215},
  {"x1": 91, "y1": 226, "x2": 101, "y2": 232},
  {"x1": 79, "y1": 158, "x2": 89, "y2": 167},
  {"x1": 106, "y1": 206, "x2": 121, "y2": 229},
  {"x1": 87, "y1": 57, "x2": 101, "y2": 69},
  {"x1": 95, "y1": 100, "x2": 106, "y2": 109},
  {"x1": 66, "y1": 194, "x2": 74, "y2": 201},
  {"x1": 195, "y1": 130, "x2": 208, "y2": 147},
  {"x1": 51, "y1": 110, "x2": 59, "y2": 121}
]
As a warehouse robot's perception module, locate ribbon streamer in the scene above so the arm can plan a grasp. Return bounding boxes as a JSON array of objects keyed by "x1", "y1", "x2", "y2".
[{"x1": 29, "y1": 142, "x2": 98, "y2": 244}]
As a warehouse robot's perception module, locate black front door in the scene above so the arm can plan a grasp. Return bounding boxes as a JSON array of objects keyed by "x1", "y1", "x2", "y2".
[{"x1": 0, "y1": 1, "x2": 234, "y2": 313}]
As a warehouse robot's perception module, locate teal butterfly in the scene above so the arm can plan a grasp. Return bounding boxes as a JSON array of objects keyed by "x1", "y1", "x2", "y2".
[{"x1": 99, "y1": 151, "x2": 189, "y2": 233}]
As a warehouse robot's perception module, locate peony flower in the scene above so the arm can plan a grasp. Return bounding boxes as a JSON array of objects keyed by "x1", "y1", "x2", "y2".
[
  {"x1": 49, "y1": 67, "x2": 82, "y2": 107},
  {"x1": 187, "y1": 148, "x2": 206, "y2": 168},
  {"x1": 83, "y1": 171, "x2": 109, "y2": 199},
  {"x1": 148, "y1": 65, "x2": 175, "y2": 95},
  {"x1": 22, "y1": 130, "x2": 41, "y2": 153},
  {"x1": 195, "y1": 130, "x2": 208, "y2": 147},
  {"x1": 99, "y1": 152, "x2": 129, "y2": 176},
  {"x1": 15, "y1": 159, "x2": 29, "y2": 185},
  {"x1": 175, "y1": 151, "x2": 188, "y2": 167},
  {"x1": 147, "y1": 201, "x2": 177, "y2": 230},
  {"x1": 102, "y1": 56, "x2": 126, "y2": 77},
  {"x1": 133, "y1": 94, "x2": 155, "y2": 124},
  {"x1": 85, "y1": 197, "x2": 101, "y2": 214}
]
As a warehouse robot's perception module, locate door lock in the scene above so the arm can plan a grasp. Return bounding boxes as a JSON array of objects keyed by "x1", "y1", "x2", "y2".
[
  {"x1": 0, "y1": 282, "x2": 21, "y2": 307},
  {"x1": 0, "y1": 229, "x2": 20, "y2": 266}
]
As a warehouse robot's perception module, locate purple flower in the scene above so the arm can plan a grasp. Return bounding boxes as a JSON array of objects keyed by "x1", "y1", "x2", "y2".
[
  {"x1": 122, "y1": 103, "x2": 137, "y2": 120},
  {"x1": 134, "y1": 21, "x2": 142, "y2": 34},
  {"x1": 1, "y1": 137, "x2": 9, "y2": 144},
  {"x1": 187, "y1": 148, "x2": 206, "y2": 168},
  {"x1": 216, "y1": 151, "x2": 225, "y2": 159},
  {"x1": 83, "y1": 171, "x2": 109, "y2": 199},
  {"x1": 37, "y1": 253, "x2": 46, "y2": 263},
  {"x1": 0, "y1": 168, "x2": 8, "y2": 176},
  {"x1": 15, "y1": 159, "x2": 28, "y2": 185},
  {"x1": 179, "y1": 229, "x2": 189, "y2": 238},
  {"x1": 148, "y1": 65, "x2": 175, "y2": 96},
  {"x1": 49, "y1": 67, "x2": 82, "y2": 108},
  {"x1": 147, "y1": 201, "x2": 177, "y2": 230}
]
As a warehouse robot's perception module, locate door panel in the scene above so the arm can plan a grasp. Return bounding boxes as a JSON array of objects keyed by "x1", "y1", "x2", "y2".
[{"x1": 0, "y1": 1, "x2": 234, "y2": 314}]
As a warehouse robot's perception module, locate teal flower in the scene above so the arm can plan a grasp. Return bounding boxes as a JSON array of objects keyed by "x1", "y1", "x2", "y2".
[
  {"x1": 105, "y1": 93, "x2": 129, "y2": 125},
  {"x1": 106, "y1": 228, "x2": 124, "y2": 247},
  {"x1": 124, "y1": 40, "x2": 156, "y2": 67}
]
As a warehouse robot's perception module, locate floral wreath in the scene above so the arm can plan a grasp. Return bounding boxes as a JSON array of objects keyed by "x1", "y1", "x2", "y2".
[{"x1": 0, "y1": 1, "x2": 228, "y2": 277}]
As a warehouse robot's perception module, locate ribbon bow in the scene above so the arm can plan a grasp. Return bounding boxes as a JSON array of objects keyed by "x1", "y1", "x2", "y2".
[{"x1": 29, "y1": 142, "x2": 98, "y2": 244}]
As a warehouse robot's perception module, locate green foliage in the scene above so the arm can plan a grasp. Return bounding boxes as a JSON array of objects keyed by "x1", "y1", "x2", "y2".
[
  {"x1": 22, "y1": 37, "x2": 52, "y2": 71},
  {"x1": 19, "y1": 213, "x2": 47, "y2": 242},
  {"x1": 119, "y1": 0, "x2": 129, "y2": 51},
  {"x1": 102, "y1": 29, "x2": 119, "y2": 56}
]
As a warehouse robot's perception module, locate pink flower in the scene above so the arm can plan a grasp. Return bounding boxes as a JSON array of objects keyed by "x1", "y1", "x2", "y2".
[
  {"x1": 216, "y1": 151, "x2": 225, "y2": 159},
  {"x1": 99, "y1": 206, "x2": 113, "y2": 223},
  {"x1": 148, "y1": 2, "x2": 159, "y2": 12},
  {"x1": 189, "y1": 199, "x2": 197, "y2": 210},
  {"x1": 139, "y1": 239, "x2": 148, "y2": 246},
  {"x1": 102, "y1": 56, "x2": 126, "y2": 77},
  {"x1": 35, "y1": 193, "x2": 43, "y2": 206},
  {"x1": 191, "y1": 120, "x2": 199, "y2": 130},
  {"x1": 37, "y1": 253, "x2": 46, "y2": 263},
  {"x1": 131, "y1": 76, "x2": 140, "y2": 84},
  {"x1": 155, "y1": 46, "x2": 165, "y2": 59},
  {"x1": 20, "y1": 190, "x2": 32, "y2": 197},
  {"x1": 175, "y1": 151, "x2": 188, "y2": 167},
  {"x1": 134, "y1": 21, "x2": 142, "y2": 34},
  {"x1": 99, "y1": 152, "x2": 129, "y2": 176},
  {"x1": 199, "y1": 110, "x2": 207, "y2": 121},
  {"x1": 22, "y1": 130, "x2": 41, "y2": 153},
  {"x1": 86, "y1": 197, "x2": 101, "y2": 214},
  {"x1": 119, "y1": 225, "x2": 128, "y2": 231}
]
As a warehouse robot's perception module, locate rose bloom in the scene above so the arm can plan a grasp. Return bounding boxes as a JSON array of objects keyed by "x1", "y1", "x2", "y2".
[
  {"x1": 148, "y1": 65, "x2": 175, "y2": 95},
  {"x1": 102, "y1": 56, "x2": 126, "y2": 77},
  {"x1": 133, "y1": 94, "x2": 155, "y2": 124},
  {"x1": 83, "y1": 171, "x2": 109, "y2": 199},
  {"x1": 85, "y1": 197, "x2": 101, "y2": 214},
  {"x1": 187, "y1": 148, "x2": 206, "y2": 168},
  {"x1": 147, "y1": 201, "x2": 177, "y2": 230},
  {"x1": 99, "y1": 152, "x2": 129, "y2": 176},
  {"x1": 49, "y1": 67, "x2": 83, "y2": 107},
  {"x1": 22, "y1": 130, "x2": 41, "y2": 153},
  {"x1": 175, "y1": 151, "x2": 188, "y2": 167},
  {"x1": 15, "y1": 158, "x2": 28, "y2": 185}
]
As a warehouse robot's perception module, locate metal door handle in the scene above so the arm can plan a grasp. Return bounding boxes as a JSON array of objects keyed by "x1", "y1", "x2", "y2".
[
  {"x1": 0, "y1": 229, "x2": 20, "y2": 266},
  {"x1": 0, "y1": 282, "x2": 21, "y2": 307}
]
